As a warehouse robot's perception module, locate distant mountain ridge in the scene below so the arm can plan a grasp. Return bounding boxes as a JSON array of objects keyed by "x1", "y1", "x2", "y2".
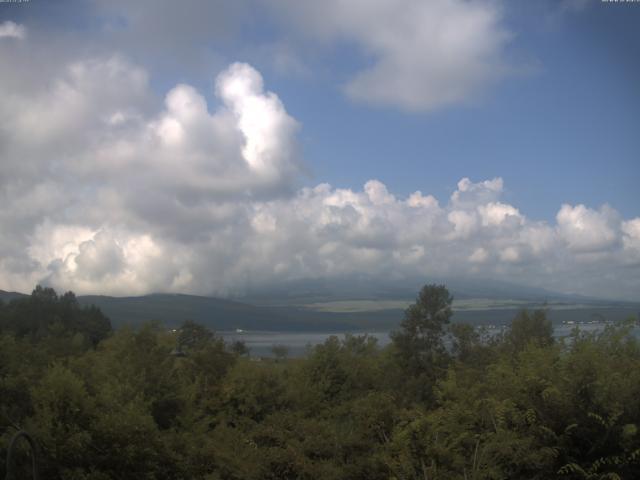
[
  {"x1": 76, "y1": 293, "x2": 321, "y2": 331},
  {"x1": 2, "y1": 280, "x2": 638, "y2": 332},
  {"x1": 0, "y1": 290, "x2": 27, "y2": 302},
  {"x1": 235, "y1": 275, "x2": 627, "y2": 306},
  {"x1": 1, "y1": 289, "x2": 328, "y2": 330}
]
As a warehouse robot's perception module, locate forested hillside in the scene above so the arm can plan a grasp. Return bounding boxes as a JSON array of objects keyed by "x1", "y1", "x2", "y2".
[{"x1": 1, "y1": 286, "x2": 639, "y2": 479}]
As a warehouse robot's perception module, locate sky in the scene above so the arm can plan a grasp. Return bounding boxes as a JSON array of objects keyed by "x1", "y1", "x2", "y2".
[{"x1": 0, "y1": 0, "x2": 638, "y2": 300}]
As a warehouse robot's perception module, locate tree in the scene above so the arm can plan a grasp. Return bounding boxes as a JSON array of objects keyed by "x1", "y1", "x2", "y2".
[
  {"x1": 0, "y1": 286, "x2": 111, "y2": 348},
  {"x1": 505, "y1": 309, "x2": 554, "y2": 354},
  {"x1": 177, "y1": 320, "x2": 214, "y2": 351},
  {"x1": 271, "y1": 344, "x2": 289, "y2": 361},
  {"x1": 230, "y1": 340, "x2": 250, "y2": 357},
  {"x1": 391, "y1": 284, "x2": 453, "y2": 402}
]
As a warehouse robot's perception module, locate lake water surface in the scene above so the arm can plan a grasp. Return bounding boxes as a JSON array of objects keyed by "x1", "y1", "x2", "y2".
[{"x1": 221, "y1": 322, "x2": 640, "y2": 357}]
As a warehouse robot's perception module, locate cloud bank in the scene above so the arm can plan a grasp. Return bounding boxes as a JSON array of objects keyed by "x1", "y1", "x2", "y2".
[{"x1": 0, "y1": 45, "x2": 638, "y2": 299}]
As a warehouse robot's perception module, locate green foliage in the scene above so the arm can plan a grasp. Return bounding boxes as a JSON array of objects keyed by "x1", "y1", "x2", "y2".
[
  {"x1": 178, "y1": 319, "x2": 214, "y2": 351},
  {"x1": 1, "y1": 284, "x2": 639, "y2": 479},
  {"x1": 229, "y1": 340, "x2": 250, "y2": 357},
  {"x1": 0, "y1": 286, "x2": 111, "y2": 347},
  {"x1": 390, "y1": 284, "x2": 453, "y2": 403},
  {"x1": 505, "y1": 308, "x2": 554, "y2": 354},
  {"x1": 271, "y1": 344, "x2": 289, "y2": 361}
]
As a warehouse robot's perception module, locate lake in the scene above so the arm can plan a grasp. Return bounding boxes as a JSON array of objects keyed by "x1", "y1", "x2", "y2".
[
  {"x1": 221, "y1": 321, "x2": 640, "y2": 357},
  {"x1": 220, "y1": 331, "x2": 392, "y2": 357}
]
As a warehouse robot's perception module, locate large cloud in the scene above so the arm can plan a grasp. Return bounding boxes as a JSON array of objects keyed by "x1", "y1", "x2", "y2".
[
  {"x1": 0, "y1": 45, "x2": 638, "y2": 299},
  {"x1": 272, "y1": 0, "x2": 511, "y2": 111},
  {"x1": 10, "y1": 173, "x2": 639, "y2": 299}
]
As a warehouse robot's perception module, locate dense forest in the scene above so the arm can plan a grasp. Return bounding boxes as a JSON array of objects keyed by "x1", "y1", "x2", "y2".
[{"x1": 1, "y1": 285, "x2": 639, "y2": 479}]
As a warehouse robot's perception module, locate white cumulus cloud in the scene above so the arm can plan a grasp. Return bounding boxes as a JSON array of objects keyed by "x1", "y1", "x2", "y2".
[
  {"x1": 556, "y1": 204, "x2": 620, "y2": 253},
  {"x1": 0, "y1": 48, "x2": 638, "y2": 299}
]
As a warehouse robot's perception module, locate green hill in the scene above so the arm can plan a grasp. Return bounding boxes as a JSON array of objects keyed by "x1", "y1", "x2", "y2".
[
  {"x1": 0, "y1": 290, "x2": 27, "y2": 303},
  {"x1": 76, "y1": 293, "x2": 360, "y2": 331},
  {"x1": 4, "y1": 287, "x2": 638, "y2": 333}
]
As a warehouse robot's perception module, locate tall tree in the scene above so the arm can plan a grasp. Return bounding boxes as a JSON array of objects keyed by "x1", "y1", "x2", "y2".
[
  {"x1": 505, "y1": 308, "x2": 554, "y2": 354},
  {"x1": 391, "y1": 284, "x2": 453, "y2": 402}
]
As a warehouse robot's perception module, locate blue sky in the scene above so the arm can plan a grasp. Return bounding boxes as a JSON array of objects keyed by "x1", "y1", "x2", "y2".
[
  {"x1": 255, "y1": 1, "x2": 640, "y2": 221},
  {"x1": 0, "y1": 0, "x2": 639, "y2": 298},
  {"x1": 4, "y1": 0, "x2": 638, "y2": 220},
  {"x1": 3, "y1": 0, "x2": 638, "y2": 219}
]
